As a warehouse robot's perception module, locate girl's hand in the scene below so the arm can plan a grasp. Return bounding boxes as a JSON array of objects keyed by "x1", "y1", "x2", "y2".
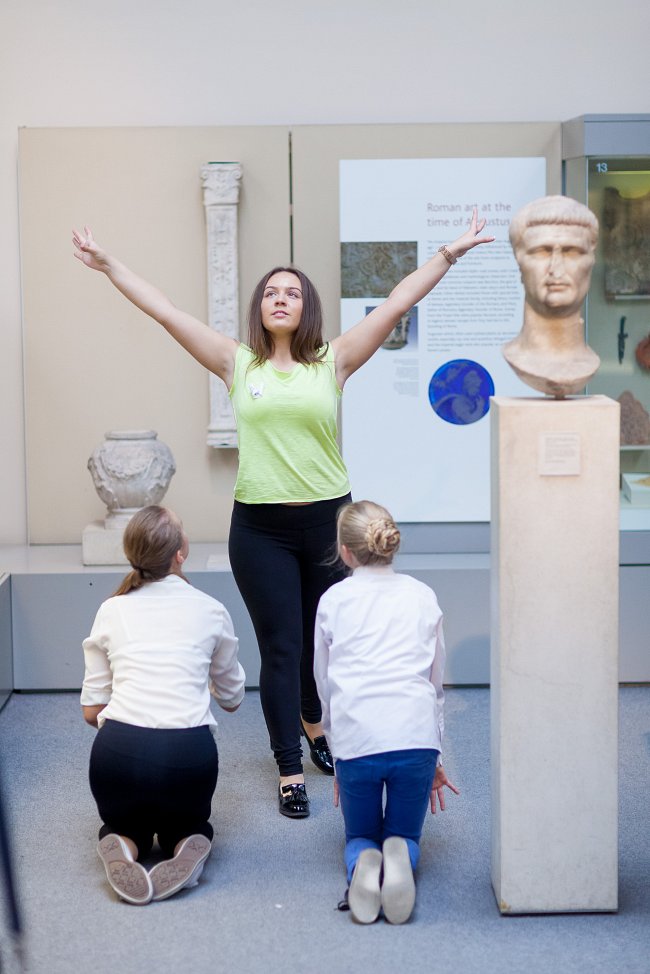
[
  {"x1": 72, "y1": 226, "x2": 110, "y2": 272},
  {"x1": 451, "y1": 207, "x2": 495, "y2": 258},
  {"x1": 333, "y1": 777, "x2": 340, "y2": 808},
  {"x1": 430, "y1": 765, "x2": 460, "y2": 813}
]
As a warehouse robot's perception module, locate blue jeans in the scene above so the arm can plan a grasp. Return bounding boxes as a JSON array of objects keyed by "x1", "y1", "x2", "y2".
[{"x1": 335, "y1": 748, "x2": 439, "y2": 882}]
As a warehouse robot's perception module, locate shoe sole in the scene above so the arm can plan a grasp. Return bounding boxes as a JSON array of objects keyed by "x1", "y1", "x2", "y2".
[
  {"x1": 149, "y1": 834, "x2": 212, "y2": 901},
  {"x1": 97, "y1": 834, "x2": 153, "y2": 905},
  {"x1": 381, "y1": 836, "x2": 416, "y2": 924},
  {"x1": 279, "y1": 806, "x2": 310, "y2": 818},
  {"x1": 348, "y1": 848, "x2": 382, "y2": 924}
]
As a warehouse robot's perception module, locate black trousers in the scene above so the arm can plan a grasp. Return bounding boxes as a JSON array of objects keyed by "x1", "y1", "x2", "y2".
[
  {"x1": 229, "y1": 495, "x2": 349, "y2": 776},
  {"x1": 89, "y1": 720, "x2": 219, "y2": 859}
]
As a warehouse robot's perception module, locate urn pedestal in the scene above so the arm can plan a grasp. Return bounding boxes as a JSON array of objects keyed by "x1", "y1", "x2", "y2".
[{"x1": 82, "y1": 430, "x2": 176, "y2": 565}]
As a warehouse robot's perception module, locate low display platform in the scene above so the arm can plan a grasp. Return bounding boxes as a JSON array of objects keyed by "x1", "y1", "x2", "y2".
[{"x1": 0, "y1": 528, "x2": 648, "y2": 692}]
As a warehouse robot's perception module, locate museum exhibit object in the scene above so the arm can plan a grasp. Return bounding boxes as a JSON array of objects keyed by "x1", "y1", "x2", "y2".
[{"x1": 563, "y1": 114, "x2": 650, "y2": 519}]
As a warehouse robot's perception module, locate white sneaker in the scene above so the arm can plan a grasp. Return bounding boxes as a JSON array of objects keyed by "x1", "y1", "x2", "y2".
[
  {"x1": 97, "y1": 833, "x2": 153, "y2": 906},
  {"x1": 149, "y1": 834, "x2": 212, "y2": 901},
  {"x1": 381, "y1": 836, "x2": 416, "y2": 924},
  {"x1": 348, "y1": 848, "x2": 383, "y2": 924}
]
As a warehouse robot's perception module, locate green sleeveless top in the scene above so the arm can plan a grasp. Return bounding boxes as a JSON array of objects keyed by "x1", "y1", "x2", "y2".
[{"x1": 229, "y1": 343, "x2": 351, "y2": 504}]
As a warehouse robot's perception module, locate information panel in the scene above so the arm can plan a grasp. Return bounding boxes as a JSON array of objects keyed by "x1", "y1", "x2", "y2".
[{"x1": 340, "y1": 157, "x2": 546, "y2": 522}]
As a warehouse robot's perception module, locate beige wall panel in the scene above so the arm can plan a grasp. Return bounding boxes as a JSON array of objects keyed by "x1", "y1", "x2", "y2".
[
  {"x1": 19, "y1": 126, "x2": 290, "y2": 543},
  {"x1": 291, "y1": 123, "x2": 562, "y2": 342}
]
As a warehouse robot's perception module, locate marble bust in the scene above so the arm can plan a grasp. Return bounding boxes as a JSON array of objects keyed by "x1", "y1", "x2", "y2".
[{"x1": 503, "y1": 195, "x2": 600, "y2": 398}]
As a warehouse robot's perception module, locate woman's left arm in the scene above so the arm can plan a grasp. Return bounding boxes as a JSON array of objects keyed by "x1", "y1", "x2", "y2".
[
  {"x1": 208, "y1": 609, "x2": 246, "y2": 712},
  {"x1": 428, "y1": 612, "x2": 458, "y2": 812},
  {"x1": 332, "y1": 208, "x2": 494, "y2": 388},
  {"x1": 314, "y1": 603, "x2": 336, "y2": 806},
  {"x1": 80, "y1": 605, "x2": 113, "y2": 726},
  {"x1": 430, "y1": 764, "x2": 460, "y2": 813},
  {"x1": 313, "y1": 603, "x2": 332, "y2": 736},
  {"x1": 82, "y1": 704, "x2": 107, "y2": 728}
]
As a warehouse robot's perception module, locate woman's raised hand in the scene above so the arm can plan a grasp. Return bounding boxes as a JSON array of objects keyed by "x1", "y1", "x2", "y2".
[
  {"x1": 451, "y1": 206, "x2": 495, "y2": 258},
  {"x1": 71, "y1": 224, "x2": 238, "y2": 383},
  {"x1": 72, "y1": 226, "x2": 110, "y2": 272}
]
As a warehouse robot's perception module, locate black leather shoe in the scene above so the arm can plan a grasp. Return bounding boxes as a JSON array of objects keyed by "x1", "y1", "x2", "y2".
[
  {"x1": 300, "y1": 722, "x2": 335, "y2": 776},
  {"x1": 278, "y1": 782, "x2": 310, "y2": 818}
]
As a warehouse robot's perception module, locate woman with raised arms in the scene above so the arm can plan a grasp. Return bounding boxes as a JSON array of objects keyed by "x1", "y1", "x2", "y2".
[{"x1": 73, "y1": 211, "x2": 493, "y2": 819}]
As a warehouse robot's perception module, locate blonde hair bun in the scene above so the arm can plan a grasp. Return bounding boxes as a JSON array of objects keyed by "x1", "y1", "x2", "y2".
[
  {"x1": 365, "y1": 518, "x2": 401, "y2": 557},
  {"x1": 337, "y1": 500, "x2": 400, "y2": 566}
]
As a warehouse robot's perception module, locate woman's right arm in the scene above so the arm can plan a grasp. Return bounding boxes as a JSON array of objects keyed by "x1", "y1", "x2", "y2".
[
  {"x1": 72, "y1": 227, "x2": 238, "y2": 387},
  {"x1": 81, "y1": 604, "x2": 113, "y2": 726}
]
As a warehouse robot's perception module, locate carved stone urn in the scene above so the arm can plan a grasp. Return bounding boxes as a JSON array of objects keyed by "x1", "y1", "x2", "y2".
[
  {"x1": 88, "y1": 429, "x2": 176, "y2": 522},
  {"x1": 83, "y1": 430, "x2": 176, "y2": 565}
]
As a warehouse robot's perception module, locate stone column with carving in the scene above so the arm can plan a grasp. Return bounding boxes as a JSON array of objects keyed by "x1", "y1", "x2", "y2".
[{"x1": 201, "y1": 162, "x2": 243, "y2": 448}]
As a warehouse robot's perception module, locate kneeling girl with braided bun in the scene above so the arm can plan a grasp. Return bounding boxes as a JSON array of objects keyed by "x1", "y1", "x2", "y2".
[{"x1": 314, "y1": 500, "x2": 459, "y2": 924}]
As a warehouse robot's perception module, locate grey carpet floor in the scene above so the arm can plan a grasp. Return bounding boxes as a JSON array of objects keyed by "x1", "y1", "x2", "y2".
[{"x1": 0, "y1": 687, "x2": 648, "y2": 974}]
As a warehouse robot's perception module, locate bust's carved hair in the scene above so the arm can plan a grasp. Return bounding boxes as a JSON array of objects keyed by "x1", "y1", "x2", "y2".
[
  {"x1": 509, "y1": 195, "x2": 599, "y2": 252},
  {"x1": 337, "y1": 500, "x2": 401, "y2": 566}
]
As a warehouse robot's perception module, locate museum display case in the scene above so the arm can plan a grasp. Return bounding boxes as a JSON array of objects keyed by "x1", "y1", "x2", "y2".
[{"x1": 564, "y1": 115, "x2": 650, "y2": 527}]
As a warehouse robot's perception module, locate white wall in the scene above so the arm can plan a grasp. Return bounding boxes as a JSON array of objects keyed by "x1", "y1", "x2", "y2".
[{"x1": 2, "y1": 0, "x2": 649, "y2": 543}]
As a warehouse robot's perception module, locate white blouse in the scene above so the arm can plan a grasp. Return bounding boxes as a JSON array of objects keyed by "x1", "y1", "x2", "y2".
[
  {"x1": 81, "y1": 574, "x2": 245, "y2": 730},
  {"x1": 314, "y1": 565, "x2": 445, "y2": 762}
]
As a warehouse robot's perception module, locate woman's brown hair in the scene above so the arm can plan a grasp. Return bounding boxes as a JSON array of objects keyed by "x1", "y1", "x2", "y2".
[
  {"x1": 112, "y1": 506, "x2": 187, "y2": 596},
  {"x1": 246, "y1": 266, "x2": 327, "y2": 368},
  {"x1": 337, "y1": 500, "x2": 401, "y2": 567}
]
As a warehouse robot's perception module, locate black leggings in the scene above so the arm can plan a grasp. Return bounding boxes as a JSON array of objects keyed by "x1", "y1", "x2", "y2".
[
  {"x1": 89, "y1": 720, "x2": 219, "y2": 859},
  {"x1": 228, "y1": 495, "x2": 349, "y2": 776}
]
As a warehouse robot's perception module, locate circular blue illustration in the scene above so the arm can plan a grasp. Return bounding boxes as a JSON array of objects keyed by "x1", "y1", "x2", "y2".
[{"x1": 428, "y1": 359, "x2": 494, "y2": 426}]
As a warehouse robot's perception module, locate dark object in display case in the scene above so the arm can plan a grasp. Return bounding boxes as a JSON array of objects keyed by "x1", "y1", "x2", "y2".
[
  {"x1": 602, "y1": 187, "x2": 650, "y2": 299},
  {"x1": 617, "y1": 316, "x2": 628, "y2": 363},
  {"x1": 635, "y1": 334, "x2": 650, "y2": 370}
]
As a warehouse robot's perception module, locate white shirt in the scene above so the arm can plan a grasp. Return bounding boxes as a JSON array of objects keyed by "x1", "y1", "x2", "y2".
[
  {"x1": 314, "y1": 565, "x2": 445, "y2": 762},
  {"x1": 81, "y1": 574, "x2": 246, "y2": 730}
]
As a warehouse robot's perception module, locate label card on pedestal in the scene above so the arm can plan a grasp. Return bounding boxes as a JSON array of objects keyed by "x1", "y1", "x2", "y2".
[{"x1": 538, "y1": 432, "x2": 581, "y2": 476}]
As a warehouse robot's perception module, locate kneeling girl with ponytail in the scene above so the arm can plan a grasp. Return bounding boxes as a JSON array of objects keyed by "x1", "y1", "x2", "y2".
[{"x1": 81, "y1": 506, "x2": 245, "y2": 905}]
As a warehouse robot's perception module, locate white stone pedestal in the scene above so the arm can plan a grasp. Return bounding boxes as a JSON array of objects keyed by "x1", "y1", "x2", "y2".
[
  {"x1": 490, "y1": 395, "x2": 619, "y2": 914},
  {"x1": 82, "y1": 512, "x2": 135, "y2": 566}
]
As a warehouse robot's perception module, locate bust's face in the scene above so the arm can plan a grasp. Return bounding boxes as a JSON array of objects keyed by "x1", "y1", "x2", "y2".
[{"x1": 516, "y1": 223, "x2": 595, "y2": 318}]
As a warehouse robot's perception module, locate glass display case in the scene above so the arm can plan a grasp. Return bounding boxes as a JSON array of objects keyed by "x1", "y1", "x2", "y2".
[{"x1": 563, "y1": 115, "x2": 650, "y2": 528}]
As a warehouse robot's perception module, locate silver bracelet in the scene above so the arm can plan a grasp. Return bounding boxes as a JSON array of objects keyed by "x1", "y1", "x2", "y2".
[{"x1": 438, "y1": 245, "x2": 457, "y2": 265}]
